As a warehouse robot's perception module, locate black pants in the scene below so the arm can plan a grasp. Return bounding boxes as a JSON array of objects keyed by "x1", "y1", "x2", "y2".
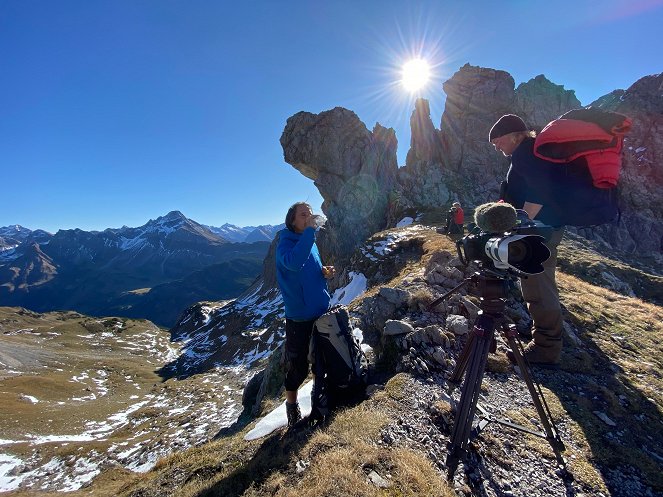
[
  {"x1": 283, "y1": 318, "x2": 316, "y2": 391},
  {"x1": 447, "y1": 222, "x2": 463, "y2": 234}
]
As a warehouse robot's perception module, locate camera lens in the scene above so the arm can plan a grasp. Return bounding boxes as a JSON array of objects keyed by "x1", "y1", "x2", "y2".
[{"x1": 507, "y1": 240, "x2": 530, "y2": 263}]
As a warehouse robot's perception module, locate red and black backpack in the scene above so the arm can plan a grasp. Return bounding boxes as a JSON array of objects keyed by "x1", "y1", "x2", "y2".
[{"x1": 533, "y1": 108, "x2": 632, "y2": 227}]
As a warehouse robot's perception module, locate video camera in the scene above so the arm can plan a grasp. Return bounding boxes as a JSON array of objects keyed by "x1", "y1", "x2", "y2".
[{"x1": 456, "y1": 203, "x2": 552, "y2": 275}]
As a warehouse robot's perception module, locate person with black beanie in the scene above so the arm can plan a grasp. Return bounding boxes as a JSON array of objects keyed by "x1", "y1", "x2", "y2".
[{"x1": 489, "y1": 114, "x2": 565, "y2": 366}]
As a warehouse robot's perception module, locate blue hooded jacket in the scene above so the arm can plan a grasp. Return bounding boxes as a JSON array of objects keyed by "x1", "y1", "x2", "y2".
[{"x1": 275, "y1": 227, "x2": 330, "y2": 321}]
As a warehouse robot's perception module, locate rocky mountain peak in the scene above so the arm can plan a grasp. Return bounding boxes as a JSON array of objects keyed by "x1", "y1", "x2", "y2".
[
  {"x1": 515, "y1": 74, "x2": 581, "y2": 126},
  {"x1": 147, "y1": 210, "x2": 191, "y2": 231},
  {"x1": 0, "y1": 224, "x2": 29, "y2": 235}
]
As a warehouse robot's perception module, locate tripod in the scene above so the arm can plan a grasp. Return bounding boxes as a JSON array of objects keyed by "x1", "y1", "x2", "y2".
[{"x1": 430, "y1": 270, "x2": 566, "y2": 480}]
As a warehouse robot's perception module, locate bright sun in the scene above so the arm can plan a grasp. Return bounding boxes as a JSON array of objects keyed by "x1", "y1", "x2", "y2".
[{"x1": 401, "y1": 58, "x2": 430, "y2": 92}]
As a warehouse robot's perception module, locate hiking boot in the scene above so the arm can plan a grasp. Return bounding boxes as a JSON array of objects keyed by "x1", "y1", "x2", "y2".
[
  {"x1": 286, "y1": 401, "x2": 301, "y2": 428},
  {"x1": 506, "y1": 342, "x2": 560, "y2": 367}
]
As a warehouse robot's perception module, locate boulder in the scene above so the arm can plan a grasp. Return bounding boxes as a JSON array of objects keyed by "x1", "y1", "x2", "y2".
[
  {"x1": 357, "y1": 294, "x2": 398, "y2": 334},
  {"x1": 384, "y1": 319, "x2": 415, "y2": 336},
  {"x1": 446, "y1": 314, "x2": 469, "y2": 335},
  {"x1": 431, "y1": 346, "x2": 448, "y2": 366},
  {"x1": 459, "y1": 296, "x2": 480, "y2": 321},
  {"x1": 379, "y1": 286, "x2": 410, "y2": 307}
]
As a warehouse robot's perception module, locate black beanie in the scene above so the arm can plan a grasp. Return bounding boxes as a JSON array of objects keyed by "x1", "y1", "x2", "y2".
[{"x1": 489, "y1": 114, "x2": 528, "y2": 141}]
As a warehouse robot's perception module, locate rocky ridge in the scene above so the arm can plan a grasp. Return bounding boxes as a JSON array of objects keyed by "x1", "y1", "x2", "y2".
[
  {"x1": 235, "y1": 223, "x2": 663, "y2": 497},
  {"x1": 281, "y1": 64, "x2": 663, "y2": 261}
]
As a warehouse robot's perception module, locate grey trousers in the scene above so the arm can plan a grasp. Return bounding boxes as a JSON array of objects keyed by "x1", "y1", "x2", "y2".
[{"x1": 519, "y1": 228, "x2": 564, "y2": 353}]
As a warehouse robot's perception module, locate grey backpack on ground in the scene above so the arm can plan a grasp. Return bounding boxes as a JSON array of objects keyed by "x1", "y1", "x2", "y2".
[{"x1": 309, "y1": 305, "x2": 369, "y2": 419}]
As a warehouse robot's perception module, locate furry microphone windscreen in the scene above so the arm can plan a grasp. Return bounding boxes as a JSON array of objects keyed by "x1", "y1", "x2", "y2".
[{"x1": 474, "y1": 202, "x2": 518, "y2": 233}]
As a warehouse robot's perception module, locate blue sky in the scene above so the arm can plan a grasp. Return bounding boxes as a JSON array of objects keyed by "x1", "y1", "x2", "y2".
[{"x1": 2, "y1": 0, "x2": 661, "y2": 233}]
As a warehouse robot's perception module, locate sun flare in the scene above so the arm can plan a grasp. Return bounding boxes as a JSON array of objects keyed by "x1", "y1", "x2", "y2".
[{"x1": 401, "y1": 58, "x2": 430, "y2": 92}]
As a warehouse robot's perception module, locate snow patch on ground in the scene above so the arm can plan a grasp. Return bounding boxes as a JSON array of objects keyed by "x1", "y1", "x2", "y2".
[
  {"x1": 244, "y1": 380, "x2": 314, "y2": 440},
  {"x1": 396, "y1": 217, "x2": 414, "y2": 227},
  {"x1": 360, "y1": 225, "x2": 426, "y2": 261},
  {"x1": 0, "y1": 453, "x2": 25, "y2": 491},
  {"x1": 0, "y1": 284, "x2": 291, "y2": 492},
  {"x1": 330, "y1": 272, "x2": 368, "y2": 306}
]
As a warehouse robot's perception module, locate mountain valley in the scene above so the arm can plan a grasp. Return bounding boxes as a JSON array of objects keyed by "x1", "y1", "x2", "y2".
[{"x1": 0, "y1": 213, "x2": 281, "y2": 327}]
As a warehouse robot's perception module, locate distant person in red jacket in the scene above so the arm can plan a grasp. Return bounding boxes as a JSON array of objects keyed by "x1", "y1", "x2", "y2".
[{"x1": 442, "y1": 201, "x2": 464, "y2": 235}]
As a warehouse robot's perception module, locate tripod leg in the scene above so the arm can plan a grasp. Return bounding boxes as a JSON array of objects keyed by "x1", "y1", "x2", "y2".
[
  {"x1": 446, "y1": 317, "x2": 494, "y2": 480},
  {"x1": 448, "y1": 331, "x2": 476, "y2": 386},
  {"x1": 503, "y1": 325, "x2": 566, "y2": 462}
]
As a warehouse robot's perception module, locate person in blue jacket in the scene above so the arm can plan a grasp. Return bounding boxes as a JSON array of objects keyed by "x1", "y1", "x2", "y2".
[{"x1": 276, "y1": 202, "x2": 334, "y2": 427}]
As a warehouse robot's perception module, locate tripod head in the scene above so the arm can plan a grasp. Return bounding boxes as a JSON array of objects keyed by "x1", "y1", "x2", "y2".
[{"x1": 427, "y1": 265, "x2": 518, "y2": 313}]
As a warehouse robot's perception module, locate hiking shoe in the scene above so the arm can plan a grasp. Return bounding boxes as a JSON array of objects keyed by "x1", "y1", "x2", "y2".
[
  {"x1": 506, "y1": 342, "x2": 560, "y2": 367},
  {"x1": 286, "y1": 401, "x2": 301, "y2": 428}
]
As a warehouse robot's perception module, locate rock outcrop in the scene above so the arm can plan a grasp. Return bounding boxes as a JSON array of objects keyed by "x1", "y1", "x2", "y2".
[
  {"x1": 280, "y1": 107, "x2": 398, "y2": 260},
  {"x1": 405, "y1": 98, "x2": 445, "y2": 167},
  {"x1": 399, "y1": 64, "x2": 582, "y2": 211},
  {"x1": 281, "y1": 65, "x2": 662, "y2": 259},
  {"x1": 579, "y1": 72, "x2": 663, "y2": 254},
  {"x1": 514, "y1": 74, "x2": 581, "y2": 127}
]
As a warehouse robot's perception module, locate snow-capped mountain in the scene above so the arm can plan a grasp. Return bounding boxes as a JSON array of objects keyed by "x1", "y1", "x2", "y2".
[
  {"x1": 205, "y1": 223, "x2": 250, "y2": 243},
  {"x1": 0, "y1": 225, "x2": 52, "y2": 255},
  {"x1": 205, "y1": 223, "x2": 285, "y2": 243},
  {"x1": 0, "y1": 211, "x2": 270, "y2": 326}
]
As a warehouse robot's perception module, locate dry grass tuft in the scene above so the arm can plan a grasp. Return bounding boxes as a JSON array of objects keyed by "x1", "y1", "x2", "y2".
[
  {"x1": 388, "y1": 447, "x2": 456, "y2": 497},
  {"x1": 485, "y1": 354, "x2": 511, "y2": 373},
  {"x1": 325, "y1": 404, "x2": 390, "y2": 445},
  {"x1": 565, "y1": 449, "x2": 610, "y2": 494},
  {"x1": 254, "y1": 443, "x2": 454, "y2": 497},
  {"x1": 407, "y1": 286, "x2": 435, "y2": 310},
  {"x1": 382, "y1": 373, "x2": 410, "y2": 402}
]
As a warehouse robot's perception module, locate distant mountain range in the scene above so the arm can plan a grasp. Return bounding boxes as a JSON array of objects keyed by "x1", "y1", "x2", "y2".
[
  {"x1": 0, "y1": 211, "x2": 282, "y2": 326},
  {"x1": 0, "y1": 218, "x2": 284, "y2": 252},
  {"x1": 204, "y1": 222, "x2": 284, "y2": 243}
]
